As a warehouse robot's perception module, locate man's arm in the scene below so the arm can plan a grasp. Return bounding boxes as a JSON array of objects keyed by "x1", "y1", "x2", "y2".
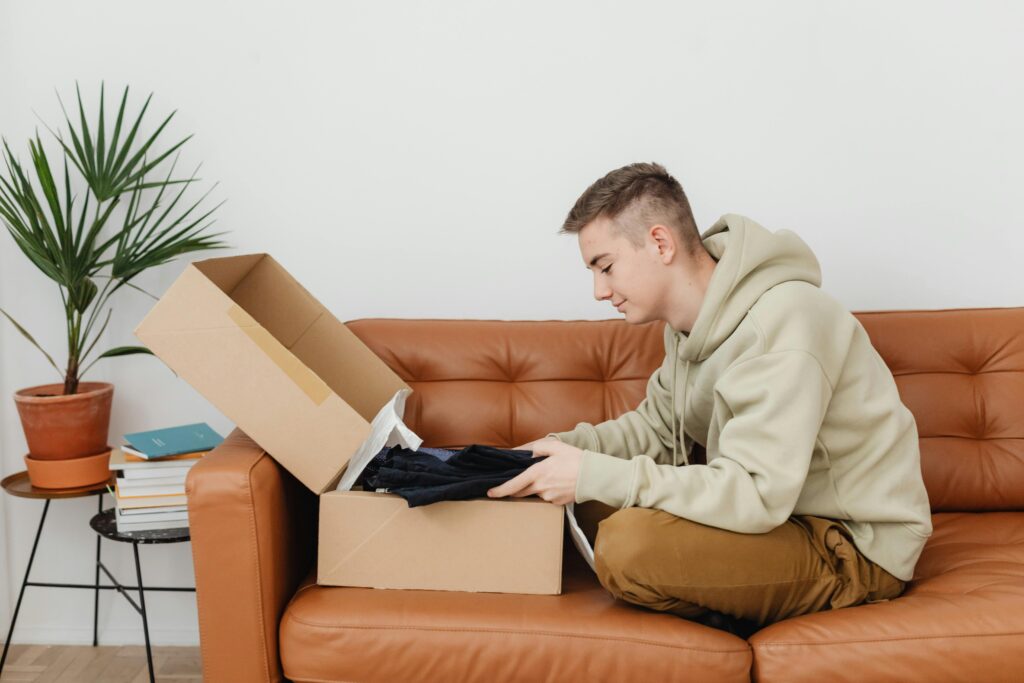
[
  {"x1": 545, "y1": 324, "x2": 679, "y2": 465},
  {"x1": 575, "y1": 350, "x2": 832, "y2": 532}
]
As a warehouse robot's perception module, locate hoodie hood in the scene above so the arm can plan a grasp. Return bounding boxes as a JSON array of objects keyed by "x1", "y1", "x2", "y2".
[
  {"x1": 677, "y1": 214, "x2": 822, "y2": 362},
  {"x1": 670, "y1": 213, "x2": 822, "y2": 466}
]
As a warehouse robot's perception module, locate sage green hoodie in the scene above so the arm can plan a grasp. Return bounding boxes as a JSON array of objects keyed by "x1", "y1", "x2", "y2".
[{"x1": 548, "y1": 214, "x2": 932, "y2": 582}]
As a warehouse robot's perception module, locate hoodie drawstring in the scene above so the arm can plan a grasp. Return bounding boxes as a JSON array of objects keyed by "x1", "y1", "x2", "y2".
[
  {"x1": 670, "y1": 331, "x2": 691, "y2": 468},
  {"x1": 671, "y1": 334, "x2": 678, "y2": 468}
]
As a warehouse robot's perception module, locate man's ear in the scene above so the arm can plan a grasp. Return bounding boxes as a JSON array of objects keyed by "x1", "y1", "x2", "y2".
[{"x1": 648, "y1": 224, "x2": 677, "y2": 263}]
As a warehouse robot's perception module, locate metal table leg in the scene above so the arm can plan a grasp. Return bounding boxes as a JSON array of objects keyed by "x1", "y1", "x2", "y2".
[
  {"x1": 133, "y1": 542, "x2": 155, "y2": 683},
  {"x1": 93, "y1": 492, "x2": 102, "y2": 647},
  {"x1": 0, "y1": 499, "x2": 50, "y2": 674}
]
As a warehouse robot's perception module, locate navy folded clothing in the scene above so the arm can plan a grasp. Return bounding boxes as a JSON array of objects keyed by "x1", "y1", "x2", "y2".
[{"x1": 357, "y1": 444, "x2": 547, "y2": 507}]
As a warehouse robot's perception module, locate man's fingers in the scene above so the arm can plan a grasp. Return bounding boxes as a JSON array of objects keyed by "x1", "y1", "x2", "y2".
[
  {"x1": 510, "y1": 484, "x2": 538, "y2": 498},
  {"x1": 488, "y1": 469, "x2": 535, "y2": 498},
  {"x1": 513, "y1": 436, "x2": 557, "y2": 451}
]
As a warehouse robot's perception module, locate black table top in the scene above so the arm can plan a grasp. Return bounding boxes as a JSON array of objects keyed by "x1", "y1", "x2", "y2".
[{"x1": 89, "y1": 508, "x2": 191, "y2": 544}]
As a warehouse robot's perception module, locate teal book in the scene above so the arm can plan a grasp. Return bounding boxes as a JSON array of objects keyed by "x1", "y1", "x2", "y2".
[{"x1": 123, "y1": 422, "x2": 224, "y2": 459}]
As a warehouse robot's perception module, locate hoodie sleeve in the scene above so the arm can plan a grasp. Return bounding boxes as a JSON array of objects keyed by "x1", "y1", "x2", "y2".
[
  {"x1": 574, "y1": 350, "x2": 833, "y2": 533},
  {"x1": 544, "y1": 326, "x2": 677, "y2": 465}
]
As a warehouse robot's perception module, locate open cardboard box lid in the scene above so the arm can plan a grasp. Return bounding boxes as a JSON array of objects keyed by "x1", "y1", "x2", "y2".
[{"x1": 135, "y1": 253, "x2": 410, "y2": 493}]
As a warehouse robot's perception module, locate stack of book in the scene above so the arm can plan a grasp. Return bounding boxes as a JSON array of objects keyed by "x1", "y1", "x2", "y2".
[{"x1": 108, "y1": 422, "x2": 224, "y2": 533}]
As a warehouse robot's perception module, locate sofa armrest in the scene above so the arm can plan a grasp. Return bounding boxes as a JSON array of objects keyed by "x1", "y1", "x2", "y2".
[{"x1": 186, "y1": 427, "x2": 317, "y2": 683}]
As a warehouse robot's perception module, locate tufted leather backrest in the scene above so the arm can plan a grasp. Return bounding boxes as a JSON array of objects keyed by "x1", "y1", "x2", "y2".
[
  {"x1": 856, "y1": 307, "x2": 1024, "y2": 512},
  {"x1": 346, "y1": 308, "x2": 1024, "y2": 513}
]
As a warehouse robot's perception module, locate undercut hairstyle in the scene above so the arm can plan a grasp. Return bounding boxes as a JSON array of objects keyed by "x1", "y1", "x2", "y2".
[{"x1": 559, "y1": 162, "x2": 704, "y2": 257}]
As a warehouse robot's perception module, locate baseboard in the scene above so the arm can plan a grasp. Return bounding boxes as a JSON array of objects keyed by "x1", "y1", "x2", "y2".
[{"x1": 8, "y1": 625, "x2": 199, "y2": 646}]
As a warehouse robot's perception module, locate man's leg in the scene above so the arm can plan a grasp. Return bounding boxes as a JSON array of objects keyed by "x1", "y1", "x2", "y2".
[{"x1": 591, "y1": 507, "x2": 906, "y2": 626}]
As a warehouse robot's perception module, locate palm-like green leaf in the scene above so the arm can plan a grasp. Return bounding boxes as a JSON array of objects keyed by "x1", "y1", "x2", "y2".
[
  {"x1": 96, "y1": 345, "x2": 152, "y2": 357},
  {"x1": 79, "y1": 345, "x2": 154, "y2": 379},
  {"x1": 69, "y1": 277, "x2": 98, "y2": 313},
  {"x1": 0, "y1": 81, "x2": 230, "y2": 393},
  {"x1": 110, "y1": 157, "x2": 228, "y2": 282},
  {"x1": 0, "y1": 136, "x2": 75, "y2": 286},
  {"x1": 0, "y1": 306, "x2": 63, "y2": 377},
  {"x1": 51, "y1": 82, "x2": 194, "y2": 202}
]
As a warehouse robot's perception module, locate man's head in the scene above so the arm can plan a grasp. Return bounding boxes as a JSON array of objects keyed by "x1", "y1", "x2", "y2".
[{"x1": 560, "y1": 162, "x2": 717, "y2": 333}]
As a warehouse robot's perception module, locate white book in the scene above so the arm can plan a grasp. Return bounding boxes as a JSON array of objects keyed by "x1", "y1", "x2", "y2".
[
  {"x1": 117, "y1": 504, "x2": 188, "y2": 516},
  {"x1": 114, "y1": 480, "x2": 185, "y2": 498},
  {"x1": 116, "y1": 473, "x2": 187, "y2": 489},
  {"x1": 116, "y1": 508, "x2": 188, "y2": 524},
  {"x1": 113, "y1": 493, "x2": 188, "y2": 509},
  {"x1": 122, "y1": 466, "x2": 193, "y2": 480},
  {"x1": 115, "y1": 517, "x2": 189, "y2": 533}
]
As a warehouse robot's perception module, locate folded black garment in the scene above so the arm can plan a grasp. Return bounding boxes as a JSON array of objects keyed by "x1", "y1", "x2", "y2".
[{"x1": 358, "y1": 444, "x2": 547, "y2": 507}]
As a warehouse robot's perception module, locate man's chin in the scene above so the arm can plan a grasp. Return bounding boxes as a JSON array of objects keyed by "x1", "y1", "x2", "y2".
[{"x1": 621, "y1": 309, "x2": 646, "y2": 324}]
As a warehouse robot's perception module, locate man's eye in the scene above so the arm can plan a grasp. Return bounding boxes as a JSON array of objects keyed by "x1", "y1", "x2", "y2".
[{"x1": 601, "y1": 265, "x2": 612, "y2": 275}]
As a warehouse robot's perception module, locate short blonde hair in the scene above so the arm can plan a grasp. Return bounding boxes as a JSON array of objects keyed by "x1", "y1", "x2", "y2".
[{"x1": 560, "y1": 162, "x2": 703, "y2": 256}]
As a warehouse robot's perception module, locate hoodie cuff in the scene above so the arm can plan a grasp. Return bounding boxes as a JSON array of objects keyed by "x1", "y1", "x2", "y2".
[
  {"x1": 575, "y1": 449, "x2": 634, "y2": 508},
  {"x1": 545, "y1": 424, "x2": 599, "y2": 451}
]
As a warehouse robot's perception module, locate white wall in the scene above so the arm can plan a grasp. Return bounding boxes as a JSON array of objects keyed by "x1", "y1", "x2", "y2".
[{"x1": 1, "y1": 0, "x2": 1021, "y2": 647}]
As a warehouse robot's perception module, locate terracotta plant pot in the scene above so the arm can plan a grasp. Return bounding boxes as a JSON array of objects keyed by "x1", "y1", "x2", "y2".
[
  {"x1": 23, "y1": 449, "x2": 112, "y2": 489},
  {"x1": 13, "y1": 381, "x2": 114, "y2": 461}
]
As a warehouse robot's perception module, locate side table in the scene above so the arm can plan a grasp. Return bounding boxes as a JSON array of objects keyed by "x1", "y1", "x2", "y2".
[
  {"x1": 88, "y1": 508, "x2": 194, "y2": 683},
  {"x1": 0, "y1": 470, "x2": 111, "y2": 675},
  {"x1": 0, "y1": 472, "x2": 196, "y2": 683}
]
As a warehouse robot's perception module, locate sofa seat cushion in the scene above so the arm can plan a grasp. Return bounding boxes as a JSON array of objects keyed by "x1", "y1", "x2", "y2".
[
  {"x1": 280, "y1": 543, "x2": 751, "y2": 683},
  {"x1": 750, "y1": 512, "x2": 1024, "y2": 683}
]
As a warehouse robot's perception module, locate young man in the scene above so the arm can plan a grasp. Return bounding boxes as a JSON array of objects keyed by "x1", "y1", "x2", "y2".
[{"x1": 487, "y1": 162, "x2": 932, "y2": 633}]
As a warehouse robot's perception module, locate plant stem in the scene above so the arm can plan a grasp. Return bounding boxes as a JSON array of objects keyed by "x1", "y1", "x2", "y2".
[{"x1": 64, "y1": 307, "x2": 81, "y2": 394}]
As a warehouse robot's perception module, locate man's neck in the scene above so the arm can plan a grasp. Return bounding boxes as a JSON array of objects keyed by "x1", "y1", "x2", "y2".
[{"x1": 667, "y1": 253, "x2": 716, "y2": 333}]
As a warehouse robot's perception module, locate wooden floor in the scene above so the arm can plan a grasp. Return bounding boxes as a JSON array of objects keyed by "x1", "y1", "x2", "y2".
[{"x1": 0, "y1": 645, "x2": 200, "y2": 682}]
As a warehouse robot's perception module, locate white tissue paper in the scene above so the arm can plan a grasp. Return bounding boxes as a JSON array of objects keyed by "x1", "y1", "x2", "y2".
[
  {"x1": 334, "y1": 388, "x2": 423, "y2": 492},
  {"x1": 332, "y1": 387, "x2": 597, "y2": 572},
  {"x1": 565, "y1": 503, "x2": 596, "y2": 571}
]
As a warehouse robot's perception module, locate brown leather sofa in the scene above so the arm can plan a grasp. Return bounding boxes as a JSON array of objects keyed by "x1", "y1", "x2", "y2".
[{"x1": 185, "y1": 308, "x2": 1024, "y2": 682}]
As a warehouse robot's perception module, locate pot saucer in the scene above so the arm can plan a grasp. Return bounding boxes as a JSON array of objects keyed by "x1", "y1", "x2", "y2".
[{"x1": 24, "y1": 448, "x2": 112, "y2": 489}]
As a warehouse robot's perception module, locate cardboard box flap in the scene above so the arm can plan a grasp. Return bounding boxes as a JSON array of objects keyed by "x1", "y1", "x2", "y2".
[
  {"x1": 135, "y1": 253, "x2": 411, "y2": 493},
  {"x1": 290, "y1": 314, "x2": 409, "y2": 422},
  {"x1": 134, "y1": 265, "x2": 242, "y2": 334},
  {"x1": 192, "y1": 252, "x2": 265, "y2": 294},
  {"x1": 225, "y1": 255, "x2": 325, "y2": 347},
  {"x1": 204, "y1": 253, "x2": 407, "y2": 421}
]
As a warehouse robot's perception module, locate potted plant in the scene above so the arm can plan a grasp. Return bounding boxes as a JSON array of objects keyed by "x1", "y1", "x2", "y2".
[{"x1": 0, "y1": 82, "x2": 229, "y2": 488}]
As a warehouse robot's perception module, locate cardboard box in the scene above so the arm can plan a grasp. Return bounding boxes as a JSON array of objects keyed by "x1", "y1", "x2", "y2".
[
  {"x1": 318, "y1": 491, "x2": 563, "y2": 594},
  {"x1": 135, "y1": 253, "x2": 564, "y2": 594},
  {"x1": 135, "y1": 253, "x2": 410, "y2": 494}
]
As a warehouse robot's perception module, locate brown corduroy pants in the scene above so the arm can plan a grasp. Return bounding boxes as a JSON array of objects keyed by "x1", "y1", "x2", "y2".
[{"x1": 574, "y1": 501, "x2": 907, "y2": 627}]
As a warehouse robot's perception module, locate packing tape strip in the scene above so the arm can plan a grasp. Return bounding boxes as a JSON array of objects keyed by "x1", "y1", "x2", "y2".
[{"x1": 228, "y1": 304, "x2": 332, "y2": 406}]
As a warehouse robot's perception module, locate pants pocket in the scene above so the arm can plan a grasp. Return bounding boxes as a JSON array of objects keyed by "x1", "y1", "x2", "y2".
[
  {"x1": 865, "y1": 571, "x2": 906, "y2": 603},
  {"x1": 820, "y1": 522, "x2": 874, "y2": 610}
]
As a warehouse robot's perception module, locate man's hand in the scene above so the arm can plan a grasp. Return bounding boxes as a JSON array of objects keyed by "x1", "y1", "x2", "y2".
[
  {"x1": 511, "y1": 436, "x2": 556, "y2": 451},
  {"x1": 487, "y1": 438, "x2": 583, "y2": 506}
]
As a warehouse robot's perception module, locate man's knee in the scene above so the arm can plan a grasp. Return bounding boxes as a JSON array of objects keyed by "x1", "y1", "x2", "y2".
[
  {"x1": 593, "y1": 507, "x2": 655, "y2": 596},
  {"x1": 593, "y1": 507, "x2": 699, "y2": 589}
]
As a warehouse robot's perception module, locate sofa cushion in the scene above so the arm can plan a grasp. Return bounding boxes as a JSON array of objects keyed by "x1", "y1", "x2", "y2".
[
  {"x1": 280, "y1": 537, "x2": 752, "y2": 683},
  {"x1": 750, "y1": 512, "x2": 1024, "y2": 683},
  {"x1": 857, "y1": 308, "x2": 1024, "y2": 512}
]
